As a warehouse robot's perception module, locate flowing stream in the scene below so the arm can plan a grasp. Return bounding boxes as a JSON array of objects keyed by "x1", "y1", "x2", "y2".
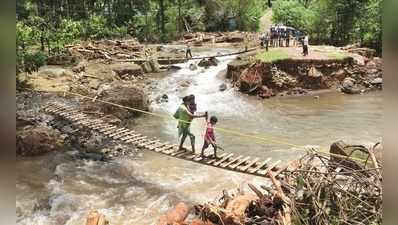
[{"x1": 16, "y1": 47, "x2": 382, "y2": 225}]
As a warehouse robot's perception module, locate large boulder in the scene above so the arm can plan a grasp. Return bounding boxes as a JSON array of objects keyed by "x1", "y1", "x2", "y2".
[
  {"x1": 189, "y1": 63, "x2": 198, "y2": 71},
  {"x1": 226, "y1": 60, "x2": 251, "y2": 82},
  {"x1": 141, "y1": 59, "x2": 161, "y2": 73},
  {"x1": 238, "y1": 63, "x2": 268, "y2": 93},
  {"x1": 110, "y1": 63, "x2": 143, "y2": 78},
  {"x1": 219, "y1": 83, "x2": 227, "y2": 91},
  {"x1": 39, "y1": 66, "x2": 74, "y2": 78},
  {"x1": 198, "y1": 57, "x2": 218, "y2": 68},
  {"x1": 17, "y1": 125, "x2": 65, "y2": 156},
  {"x1": 47, "y1": 53, "x2": 79, "y2": 65},
  {"x1": 258, "y1": 85, "x2": 274, "y2": 98},
  {"x1": 341, "y1": 77, "x2": 361, "y2": 94},
  {"x1": 98, "y1": 81, "x2": 149, "y2": 119},
  {"x1": 347, "y1": 47, "x2": 376, "y2": 59}
]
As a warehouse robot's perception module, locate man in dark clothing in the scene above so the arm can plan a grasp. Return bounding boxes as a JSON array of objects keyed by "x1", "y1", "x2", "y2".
[
  {"x1": 186, "y1": 44, "x2": 192, "y2": 59},
  {"x1": 264, "y1": 33, "x2": 270, "y2": 51}
]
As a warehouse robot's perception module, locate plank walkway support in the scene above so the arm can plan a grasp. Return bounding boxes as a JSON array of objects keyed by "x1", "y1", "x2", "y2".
[{"x1": 44, "y1": 102, "x2": 289, "y2": 178}]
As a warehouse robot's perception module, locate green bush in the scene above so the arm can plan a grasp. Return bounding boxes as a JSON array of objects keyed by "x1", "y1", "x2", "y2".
[
  {"x1": 272, "y1": 0, "x2": 314, "y2": 33},
  {"x1": 23, "y1": 51, "x2": 48, "y2": 73}
]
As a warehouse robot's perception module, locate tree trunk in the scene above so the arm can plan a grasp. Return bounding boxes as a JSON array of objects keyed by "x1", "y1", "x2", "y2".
[
  {"x1": 178, "y1": 0, "x2": 182, "y2": 34},
  {"x1": 159, "y1": 0, "x2": 166, "y2": 42}
]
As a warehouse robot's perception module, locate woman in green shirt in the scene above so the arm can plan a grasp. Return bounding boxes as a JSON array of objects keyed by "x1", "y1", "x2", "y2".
[{"x1": 174, "y1": 96, "x2": 206, "y2": 153}]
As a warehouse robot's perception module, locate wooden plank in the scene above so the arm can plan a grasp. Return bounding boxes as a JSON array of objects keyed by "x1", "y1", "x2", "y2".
[
  {"x1": 193, "y1": 151, "x2": 213, "y2": 161},
  {"x1": 221, "y1": 155, "x2": 243, "y2": 168},
  {"x1": 132, "y1": 138, "x2": 149, "y2": 146},
  {"x1": 213, "y1": 153, "x2": 234, "y2": 166},
  {"x1": 162, "y1": 145, "x2": 178, "y2": 154},
  {"x1": 257, "y1": 160, "x2": 281, "y2": 175},
  {"x1": 170, "y1": 148, "x2": 185, "y2": 156},
  {"x1": 84, "y1": 120, "x2": 103, "y2": 126},
  {"x1": 62, "y1": 111, "x2": 78, "y2": 116},
  {"x1": 98, "y1": 126, "x2": 116, "y2": 132},
  {"x1": 183, "y1": 152, "x2": 198, "y2": 159},
  {"x1": 176, "y1": 151, "x2": 194, "y2": 158},
  {"x1": 109, "y1": 129, "x2": 130, "y2": 137},
  {"x1": 92, "y1": 125, "x2": 110, "y2": 130},
  {"x1": 99, "y1": 126, "x2": 117, "y2": 132},
  {"x1": 185, "y1": 153, "x2": 200, "y2": 160},
  {"x1": 76, "y1": 119, "x2": 92, "y2": 125},
  {"x1": 114, "y1": 131, "x2": 136, "y2": 140},
  {"x1": 149, "y1": 142, "x2": 167, "y2": 151},
  {"x1": 126, "y1": 136, "x2": 147, "y2": 144},
  {"x1": 206, "y1": 153, "x2": 227, "y2": 164},
  {"x1": 104, "y1": 128, "x2": 126, "y2": 135},
  {"x1": 238, "y1": 157, "x2": 259, "y2": 171},
  {"x1": 229, "y1": 156, "x2": 251, "y2": 169},
  {"x1": 139, "y1": 140, "x2": 159, "y2": 148},
  {"x1": 125, "y1": 135, "x2": 144, "y2": 143},
  {"x1": 248, "y1": 158, "x2": 271, "y2": 173},
  {"x1": 93, "y1": 124, "x2": 112, "y2": 130},
  {"x1": 154, "y1": 144, "x2": 172, "y2": 152},
  {"x1": 121, "y1": 133, "x2": 140, "y2": 141},
  {"x1": 87, "y1": 120, "x2": 104, "y2": 127}
]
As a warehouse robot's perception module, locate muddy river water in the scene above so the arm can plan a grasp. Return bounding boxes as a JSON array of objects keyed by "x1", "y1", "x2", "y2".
[{"x1": 16, "y1": 48, "x2": 382, "y2": 225}]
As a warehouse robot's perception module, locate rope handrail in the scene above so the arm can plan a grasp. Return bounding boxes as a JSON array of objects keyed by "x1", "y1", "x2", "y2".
[
  {"x1": 117, "y1": 46, "x2": 260, "y2": 63},
  {"x1": 21, "y1": 87, "x2": 373, "y2": 163}
]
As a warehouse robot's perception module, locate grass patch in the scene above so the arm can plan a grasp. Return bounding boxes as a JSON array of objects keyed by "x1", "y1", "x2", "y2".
[
  {"x1": 256, "y1": 49, "x2": 290, "y2": 63},
  {"x1": 328, "y1": 52, "x2": 348, "y2": 60}
]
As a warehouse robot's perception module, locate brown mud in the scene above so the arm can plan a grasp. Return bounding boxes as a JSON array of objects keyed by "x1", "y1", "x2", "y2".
[{"x1": 226, "y1": 46, "x2": 382, "y2": 99}]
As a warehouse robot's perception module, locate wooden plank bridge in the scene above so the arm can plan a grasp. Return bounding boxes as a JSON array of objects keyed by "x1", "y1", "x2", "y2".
[{"x1": 44, "y1": 102, "x2": 284, "y2": 178}]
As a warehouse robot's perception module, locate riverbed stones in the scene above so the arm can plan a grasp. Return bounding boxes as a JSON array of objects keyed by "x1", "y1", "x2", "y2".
[
  {"x1": 16, "y1": 125, "x2": 66, "y2": 156},
  {"x1": 98, "y1": 81, "x2": 149, "y2": 119},
  {"x1": 156, "y1": 94, "x2": 169, "y2": 103},
  {"x1": 189, "y1": 63, "x2": 198, "y2": 70},
  {"x1": 111, "y1": 63, "x2": 143, "y2": 78},
  {"x1": 341, "y1": 77, "x2": 361, "y2": 94},
  {"x1": 258, "y1": 86, "x2": 274, "y2": 99},
  {"x1": 198, "y1": 57, "x2": 218, "y2": 68},
  {"x1": 219, "y1": 83, "x2": 227, "y2": 91}
]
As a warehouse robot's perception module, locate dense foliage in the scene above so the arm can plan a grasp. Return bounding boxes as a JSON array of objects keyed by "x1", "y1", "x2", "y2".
[
  {"x1": 272, "y1": 0, "x2": 382, "y2": 53},
  {"x1": 16, "y1": 0, "x2": 267, "y2": 73}
]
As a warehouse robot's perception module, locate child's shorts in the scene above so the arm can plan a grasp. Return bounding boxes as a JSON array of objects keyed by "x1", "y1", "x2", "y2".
[{"x1": 202, "y1": 140, "x2": 216, "y2": 149}]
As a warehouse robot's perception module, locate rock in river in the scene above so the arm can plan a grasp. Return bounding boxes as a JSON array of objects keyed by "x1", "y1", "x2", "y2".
[
  {"x1": 17, "y1": 125, "x2": 65, "y2": 156},
  {"x1": 219, "y1": 83, "x2": 227, "y2": 91},
  {"x1": 99, "y1": 81, "x2": 149, "y2": 119},
  {"x1": 189, "y1": 63, "x2": 198, "y2": 71}
]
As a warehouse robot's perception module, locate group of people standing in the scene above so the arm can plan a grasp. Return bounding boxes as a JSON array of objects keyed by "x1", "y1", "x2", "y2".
[
  {"x1": 260, "y1": 26, "x2": 310, "y2": 56},
  {"x1": 173, "y1": 95, "x2": 219, "y2": 158}
]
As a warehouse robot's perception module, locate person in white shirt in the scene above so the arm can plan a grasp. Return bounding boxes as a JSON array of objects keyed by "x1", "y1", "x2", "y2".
[{"x1": 303, "y1": 35, "x2": 309, "y2": 56}]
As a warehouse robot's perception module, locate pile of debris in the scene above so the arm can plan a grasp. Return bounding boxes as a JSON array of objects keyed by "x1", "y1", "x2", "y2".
[
  {"x1": 156, "y1": 141, "x2": 382, "y2": 225},
  {"x1": 179, "y1": 32, "x2": 260, "y2": 46},
  {"x1": 284, "y1": 142, "x2": 382, "y2": 225},
  {"x1": 67, "y1": 39, "x2": 148, "y2": 61}
]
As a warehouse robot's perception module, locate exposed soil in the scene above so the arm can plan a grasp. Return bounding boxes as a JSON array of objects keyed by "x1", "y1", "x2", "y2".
[{"x1": 226, "y1": 46, "x2": 382, "y2": 99}]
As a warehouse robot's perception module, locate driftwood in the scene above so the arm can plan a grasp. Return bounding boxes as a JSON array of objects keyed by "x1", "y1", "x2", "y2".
[
  {"x1": 284, "y1": 151, "x2": 382, "y2": 225},
  {"x1": 187, "y1": 144, "x2": 381, "y2": 225},
  {"x1": 85, "y1": 210, "x2": 109, "y2": 225},
  {"x1": 156, "y1": 202, "x2": 189, "y2": 225}
]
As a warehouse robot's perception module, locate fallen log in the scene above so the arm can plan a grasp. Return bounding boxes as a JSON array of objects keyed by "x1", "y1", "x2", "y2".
[
  {"x1": 156, "y1": 202, "x2": 189, "y2": 225},
  {"x1": 224, "y1": 194, "x2": 258, "y2": 225},
  {"x1": 188, "y1": 219, "x2": 216, "y2": 225},
  {"x1": 85, "y1": 210, "x2": 109, "y2": 225},
  {"x1": 268, "y1": 170, "x2": 291, "y2": 225}
]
